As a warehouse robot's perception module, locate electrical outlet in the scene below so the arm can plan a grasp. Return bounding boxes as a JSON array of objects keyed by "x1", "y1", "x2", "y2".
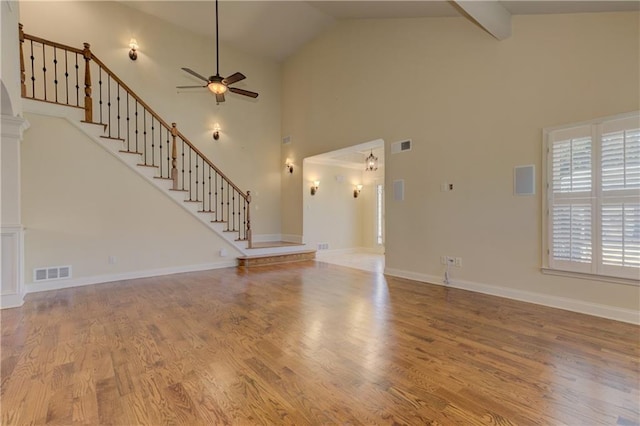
[
  {"x1": 108, "y1": 256, "x2": 117, "y2": 265},
  {"x1": 446, "y1": 256, "x2": 455, "y2": 265},
  {"x1": 455, "y1": 257, "x2": 462, "y2": 267}
]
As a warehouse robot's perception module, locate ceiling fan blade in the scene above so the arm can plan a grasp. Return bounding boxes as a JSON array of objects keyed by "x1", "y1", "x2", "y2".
[
  {"x1": 223, "y1": 72, "x2": 246, "y2": 86},
  {"x1": 229, "y1": 87, "x2": 259, "y2": 98},
  {"x1": 215, "y1": 93, "x2": 225, "y2": 103},
  {"x1": 176, "y1": 85, "x2": 206, "y2": 89},
  {"x1": 181, "y1": 68, "x2": 209, "y2": 82}
]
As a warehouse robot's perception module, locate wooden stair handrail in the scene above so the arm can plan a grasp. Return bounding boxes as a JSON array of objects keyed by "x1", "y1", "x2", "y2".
[
  {"x1": 22, "y1": 32, "x2": 84, "y2": 55},
  {"x1": 90, "y1": 55, "x2": 248, "y2": 202},
  {"x1": 175, "y1": 129, "x2": 246, "y2": 198},
  {"x1": 20, "y1": 26, "x2": 252, "y2": 244}
]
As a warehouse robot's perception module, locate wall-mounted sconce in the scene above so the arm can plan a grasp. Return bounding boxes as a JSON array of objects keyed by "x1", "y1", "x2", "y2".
[
  {"x1": 212, "y1": 123, "x2": 221, "y2": 140},
  {"x1": 353, "y1": 184, "x2": 363, "y2": 198},
  {"x1": 285, "y1": 160, "x2": 294, "y2": 174},
  {"x1": 310, "y1": 180, "x2": 320, "y2": 196},
  {"x1": 128, "y1": 39, "x2": 138, "y2": 61}
]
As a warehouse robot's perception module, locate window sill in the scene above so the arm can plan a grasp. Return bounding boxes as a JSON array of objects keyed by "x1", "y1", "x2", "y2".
[{"x1": 541, "y1": 267, "x2": 640, "y2": 287}]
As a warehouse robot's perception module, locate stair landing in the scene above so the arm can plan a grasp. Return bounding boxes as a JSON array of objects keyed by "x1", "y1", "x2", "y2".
[{"x1": 238, "y1": 242, "x2": 315, "y2": 268}]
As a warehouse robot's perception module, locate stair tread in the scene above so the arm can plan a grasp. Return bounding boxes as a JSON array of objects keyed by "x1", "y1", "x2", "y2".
[
  {"x1": 154, "y1": 177, "x2": 172, "y2": 180},
  {"x1": 249, "y1": 241, "x2": 306, "y2": 249},
  {"x1": 119, "y1": 150, "x2": 143, "y2": 155},
  {"x1": 101, "y1": 136, "x2": 125, "y2": 141},
  {"x1": 238, "y1": 250, "x2": 316, "y2": 261},
  {"x1": 137, "y1": 164, "x2": 159, "y2": 168}
]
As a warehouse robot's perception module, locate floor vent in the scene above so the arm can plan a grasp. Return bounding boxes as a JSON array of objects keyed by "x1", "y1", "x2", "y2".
[
  {"x1": 33, "y1": 265, "x2": 72, "y2": 282},
  {"x1": 391, "y1": 139, "x2": 412, "y2": 154}
]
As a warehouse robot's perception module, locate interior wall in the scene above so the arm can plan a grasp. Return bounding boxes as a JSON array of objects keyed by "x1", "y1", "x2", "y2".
[
  {"x1": 282, "y1": 12, "x2": 640, "y2": 311},
  {"x1": 21, "y1": 113, "x2": 239, "y2": 286},
  {"x1": 303, "y1": 162, "x2": 364, "y2": 251},
  {"x1": 19, "y1": 0, "x2": 282, "y2": 235}
]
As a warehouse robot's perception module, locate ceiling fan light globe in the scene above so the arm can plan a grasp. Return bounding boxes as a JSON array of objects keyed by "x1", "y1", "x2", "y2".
[{"x1": 208, "y1": 82, "x2": 227, "y2": 95}]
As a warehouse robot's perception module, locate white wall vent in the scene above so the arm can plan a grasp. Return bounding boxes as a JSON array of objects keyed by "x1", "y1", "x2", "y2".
[
  {"x1": 282, "y1": 135, "x2": 291, "y2": 145},
  {"x1": 33, "y1": 265, "x2": 72, "y2": 282},
  {"x1": 391, "y1": 139, "x2": 412, "y2": 154}
]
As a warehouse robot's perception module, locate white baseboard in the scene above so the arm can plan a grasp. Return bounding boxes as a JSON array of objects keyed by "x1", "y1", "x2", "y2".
[
  {"x1": 252, "y1": 234, "x2": 282, "y2": 243},
  {"x1": 282, "y1": 234, "x2": 302, "y2": 244},
  {"x1": 316, "y1": 247, "x2": 383, "y2": 256},
  {"x1": 1, "y1": 293, "x2": 25, "y2": 309},
  {"x1": 25, "y1": 261, "x2": 237, "y2": 294},
  {"x1": 384, "y1": 268, "x2": 640, "y2": 325}
]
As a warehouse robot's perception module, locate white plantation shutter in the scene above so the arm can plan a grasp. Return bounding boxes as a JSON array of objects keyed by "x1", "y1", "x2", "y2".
[{"x1": 545, "y1": 112, "x2": 640, "y2": 281}]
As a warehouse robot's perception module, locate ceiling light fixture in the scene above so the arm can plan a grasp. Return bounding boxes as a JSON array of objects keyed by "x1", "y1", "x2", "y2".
[{"x1": 365, "y1": 150, "x2": 378, "y2": 171}]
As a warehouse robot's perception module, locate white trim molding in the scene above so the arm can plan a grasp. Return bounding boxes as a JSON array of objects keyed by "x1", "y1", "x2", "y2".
[
  {"x1": 1, "y1": 225, "x2": 25, "y2": 308},
  {"x1": 25, "y1": 260, "x2": 238, "y2": 294},
  {"x1": 384, "y1": 268, "x2": 640, "y2": 325}
]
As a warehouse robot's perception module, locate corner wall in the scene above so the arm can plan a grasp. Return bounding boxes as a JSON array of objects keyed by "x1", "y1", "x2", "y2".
[{"x1": 282, "y1": 12, "x2": 640, "y2": 316}]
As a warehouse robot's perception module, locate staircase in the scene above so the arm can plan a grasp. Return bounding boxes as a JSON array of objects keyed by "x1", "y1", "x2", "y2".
[{"x1": 19, "y1": 25, "x2": 312, "y2": 264}]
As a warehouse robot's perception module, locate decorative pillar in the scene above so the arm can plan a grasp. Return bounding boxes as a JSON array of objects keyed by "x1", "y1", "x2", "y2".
[{"x1": 1, "y1": 114, "x2": 29, "y2": 309}]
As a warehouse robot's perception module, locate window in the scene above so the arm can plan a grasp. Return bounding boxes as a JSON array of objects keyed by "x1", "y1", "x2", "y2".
[
  {"x1": 376, "y1": 184, "x2": 384, "y2": 245},
  {"x1": 544, "y1": 112, "x2": 640, "y2": 281}
]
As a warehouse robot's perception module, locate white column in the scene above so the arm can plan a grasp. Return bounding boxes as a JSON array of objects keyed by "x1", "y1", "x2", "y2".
[{"x1": 2, "y1": 114, "x2": 29, "y2": 308}]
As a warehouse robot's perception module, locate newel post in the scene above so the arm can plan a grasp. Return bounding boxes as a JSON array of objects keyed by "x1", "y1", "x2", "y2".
[
  {"x1": 18, "y1": 24, "x2": 26, "y2": 97},
  {"x1": 171, "y1": 123, "x2": 178, "y2": 190},
  {"x1": 82, "y1": 43, "x2": 93, "y2": 122},
  {"x1": 246, "y1": 191, "x2": 252, "y2": 248}
]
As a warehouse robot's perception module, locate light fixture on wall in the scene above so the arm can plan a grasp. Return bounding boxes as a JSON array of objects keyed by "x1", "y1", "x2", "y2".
[
  {"x1": 353, "y1": 184, "x2": 363, "y2": 198},
  {"x1": 310, "y1": 180, "x2": 320, "y2": 196},
  {"x1": 285, "y1": 160, "x2": 294, "y2": 174},
  {"x1": 128, "y1": 39, "x2": 138, "y2": 61},
  {"x1": 212, "y1": 123, "x2": 221, "y2": 140},
  {"x1": 365, "y1": 150, "x2": 378, "y2": 171}
]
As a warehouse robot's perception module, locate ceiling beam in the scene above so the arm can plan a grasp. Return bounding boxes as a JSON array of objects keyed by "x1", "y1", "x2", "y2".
[{"x1": 453, "y1": 1, "x2": 512, "y2": 40}]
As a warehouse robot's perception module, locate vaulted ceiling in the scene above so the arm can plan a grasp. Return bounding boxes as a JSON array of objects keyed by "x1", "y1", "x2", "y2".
[{"x1": 121, "y1": 1, "x2": 639, "y2": 62}]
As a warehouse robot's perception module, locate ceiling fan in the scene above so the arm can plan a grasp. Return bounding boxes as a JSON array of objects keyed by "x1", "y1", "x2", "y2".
[{"x1": 176, "y1": 0, "x2": 258, "y2": 103}]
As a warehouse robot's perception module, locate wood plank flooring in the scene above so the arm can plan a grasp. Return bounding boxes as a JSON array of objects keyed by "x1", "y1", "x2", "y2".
[{"x1": 1, "y1": 261, "x2": 638, "y2": 425}]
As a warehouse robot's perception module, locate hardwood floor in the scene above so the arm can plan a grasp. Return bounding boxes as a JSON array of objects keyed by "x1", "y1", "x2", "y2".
[{"x1": 1, "y1": 261, "x2": 638, "y2": 425}]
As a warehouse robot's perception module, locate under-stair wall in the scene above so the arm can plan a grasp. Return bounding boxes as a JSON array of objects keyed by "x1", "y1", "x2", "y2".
[{"x1": 21, "y1": 110, "x2": 240, "y2": 291}]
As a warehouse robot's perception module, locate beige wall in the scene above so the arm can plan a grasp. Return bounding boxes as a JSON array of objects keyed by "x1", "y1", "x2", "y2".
[
  {"x1": 303, "y1": 162, "x2": 365, "y2": 250},
  {"x1": 20, "y1": 0, "x2": 282, "y2": 234},
  {"x1": 22, "y1": 113, "x2": 239, "y2": 285},
  {"x1": 282, "y1": 13, "x2": 640, "y2": 310}
]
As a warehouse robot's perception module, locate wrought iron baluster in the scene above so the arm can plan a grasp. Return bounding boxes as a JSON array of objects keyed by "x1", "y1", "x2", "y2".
[
  {"x1": 143, "y1": 110, "x2": 147, "y2": 164},
  {"x1": 29, "y1": 40, "x2": 35, "y2": 97},
  {"x1": 74, "y1": 53, "x2": 79, "y2": 106},
  {"x1": 107, "y1": 75, "x2": 111, "y2": 136},
  {"x1": 208, "y1": 168, "x2": 212, "y2": 212},
  {"x1": 64, "y1": 50, "x2": 69, "y2": 104},
  {"x1": 126, "y1": 92, "x2": 130, "y2": 151},
  {"x1": 188, "y1": 145, "x2": 193, "y2": 199},
  {"x1": 98, "y1": 67, "x2": 103, "y2": 123},
  {"x1": 151, "y1": 117, "x2": 155, "y2": 166},
  {"x1": 134, "y1": 101, "x2": 138, "y2": 152},
  {"x1": 181, "y1": 139, "x2": 185, "y2": 190},
  {"x1": 116, "y1": 85, "x2": 121, "y2": 139},
  {"x1": 53, "y1": 46, "x2": 58, "y2": 103},
  {"x1": 41, "y1": 42, "x2": 47, "y2": 100}
]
